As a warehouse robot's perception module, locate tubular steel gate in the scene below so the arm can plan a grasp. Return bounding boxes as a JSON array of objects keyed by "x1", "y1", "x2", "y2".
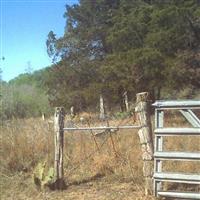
[{"x1": 152, "y1": 100, "x2": 200, "y2": 199}]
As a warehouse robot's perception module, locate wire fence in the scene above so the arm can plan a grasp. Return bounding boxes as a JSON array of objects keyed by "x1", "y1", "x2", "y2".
[{"x1": 61, "y1": 111, "x2": 144, "y2": 183}]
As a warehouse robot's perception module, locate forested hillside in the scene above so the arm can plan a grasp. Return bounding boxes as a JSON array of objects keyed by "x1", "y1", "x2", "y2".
[
  {"x1": 1, "y1": 0, "x2": 200, "y2": 119},
  {"x1": 0, "y1": 69, "x2": 52, "y2": 120}
]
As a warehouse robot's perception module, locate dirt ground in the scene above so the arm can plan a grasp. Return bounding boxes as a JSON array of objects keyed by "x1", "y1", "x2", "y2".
[{"x1": 1, "y1": 174, "x2": 156, "y2": 200}]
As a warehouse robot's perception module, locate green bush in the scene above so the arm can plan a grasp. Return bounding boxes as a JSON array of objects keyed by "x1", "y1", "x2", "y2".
[{"x1": 0, "y1": 83, "x2": 52, "y2": 120}]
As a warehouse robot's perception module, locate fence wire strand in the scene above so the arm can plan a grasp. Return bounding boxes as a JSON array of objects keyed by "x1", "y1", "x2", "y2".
[{"x1": 63, "y1": 107, "x2": 140, "y2": 179}]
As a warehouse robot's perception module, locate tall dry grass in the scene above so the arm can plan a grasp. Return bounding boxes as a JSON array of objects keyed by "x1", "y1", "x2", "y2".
[
  {"x1": 1, "y1": 118, "x2": 54, "y2": 174},
  {"x1": 0, "y1": 111, "x2": 199, "y2": 199}
]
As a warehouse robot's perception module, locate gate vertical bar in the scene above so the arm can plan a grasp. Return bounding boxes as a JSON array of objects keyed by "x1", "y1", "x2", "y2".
[
  {"x1": 154, "y1": 109, "x2": 164, "y2": 196},
  {"x1": 54, "y1": 107, "x2": 65, "y2": 189}
]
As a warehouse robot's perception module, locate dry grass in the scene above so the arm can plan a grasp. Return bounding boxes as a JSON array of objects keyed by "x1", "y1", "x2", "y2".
[{"x1": 0, "y1": 112, "x2": 199, "y2": 199}]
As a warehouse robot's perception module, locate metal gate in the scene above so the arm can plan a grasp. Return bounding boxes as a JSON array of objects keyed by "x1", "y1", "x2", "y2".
[{"x1": 152, "y1": 100, "x2": 200, "y2": 199}]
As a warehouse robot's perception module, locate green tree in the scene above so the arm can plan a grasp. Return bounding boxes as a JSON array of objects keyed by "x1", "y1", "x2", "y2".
[
  {"x1": 46, "y1": 0, "x2": 121, "y2": 110},
  {"x1": 45, "y1": 0, "x2": 200, "y2": 112},
  {"x1": 0, "y1": 68, "x2": 52, "y2": 120}
]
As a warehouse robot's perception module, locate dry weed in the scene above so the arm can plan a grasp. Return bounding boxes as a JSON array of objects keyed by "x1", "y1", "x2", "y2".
[{"x1": 1, "y1": 113, "x2": 199, "y2": 199}]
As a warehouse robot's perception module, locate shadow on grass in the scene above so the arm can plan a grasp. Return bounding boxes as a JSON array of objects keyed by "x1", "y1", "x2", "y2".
[{"x1": 68, "y1": 172, "x2": 105, "y2": 187}]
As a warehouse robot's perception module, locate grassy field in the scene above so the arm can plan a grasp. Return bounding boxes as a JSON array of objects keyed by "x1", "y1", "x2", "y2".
[{"x1": 0, "y1": 113, "x2": 199, "y2": 200}]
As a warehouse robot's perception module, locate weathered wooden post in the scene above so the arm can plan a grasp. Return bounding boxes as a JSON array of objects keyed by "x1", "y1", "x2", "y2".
[
  {"x1": 99, "y1": 94, "x2": 105, "y2": 120},
  {"x1": 135, "y1": 92, "x2": 154, "y2": 195},
  {"x1": 42, "y1": 113, "x2": 45, "y2": 121},
  {"x1": 70, "y1": 106, "x2": 75, "y2": 119},
  {"x1": 54, "y1": 107, "x2": 65, "y2": 189},
  {"x1": 123, "y1": 91, "x2": 129, "y2": 112}
]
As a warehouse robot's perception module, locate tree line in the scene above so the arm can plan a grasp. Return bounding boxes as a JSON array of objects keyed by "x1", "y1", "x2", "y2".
[
  {"x1": 1, "y1": 0, "x2": 200, "y2": 119},
  {"x1": 0, "y1": 69, "x2": 51, "y2": 120},
  {"x1": 46, "y1": 0, "x2": 200, "y2": 112}
]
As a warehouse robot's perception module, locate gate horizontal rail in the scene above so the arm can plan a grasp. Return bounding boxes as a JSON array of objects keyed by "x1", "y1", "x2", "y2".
[
  {"x1": 63, "y1": 125, "x2": 141, "y2": 131},
  {"x1": 154, "y1": 128, "x2": 200, "y2": 135},
  {"x1": 157, "y1": 191, "x2": 200, "y2": 199},
  {"x1": 154, "y1": 151, "x2": 200, "y2": 161},
  {"x1": 152, "y1": 100, "x2": 200, "y2": 109}
]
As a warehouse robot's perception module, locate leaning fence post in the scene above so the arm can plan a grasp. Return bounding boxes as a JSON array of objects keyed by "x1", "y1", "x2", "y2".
[
  {"x1": 135, "y1": 92, "x2": 154, "y2": 195},
  {"x1": 54, "y1": 107, "x2": 65, "y2": 189}
]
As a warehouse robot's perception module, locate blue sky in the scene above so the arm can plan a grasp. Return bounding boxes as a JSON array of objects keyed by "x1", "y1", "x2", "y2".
[{"x1": 0, "y1": 0, "x2": 78, "y2": 81}]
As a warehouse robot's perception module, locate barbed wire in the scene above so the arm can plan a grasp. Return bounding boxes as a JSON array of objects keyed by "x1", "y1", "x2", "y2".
[{"x1": 63, "y1": 105, "x2": 139, "y2": 177}]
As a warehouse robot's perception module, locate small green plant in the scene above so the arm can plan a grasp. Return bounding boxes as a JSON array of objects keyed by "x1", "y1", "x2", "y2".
[{"x1": 33, "y1": 160, "x2": 55, "y2": 190}]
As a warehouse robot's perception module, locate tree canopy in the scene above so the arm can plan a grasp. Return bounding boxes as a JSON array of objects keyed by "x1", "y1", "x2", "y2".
[
  {"x1": 29, "y1": 0, "x2": 200, "y2": 112},
  {"x1": 46, "y1": 0, "x2": 199, "y2": 110},
  {"x1": 1, "y1": 0, "x2": 199, "y2": 120}
]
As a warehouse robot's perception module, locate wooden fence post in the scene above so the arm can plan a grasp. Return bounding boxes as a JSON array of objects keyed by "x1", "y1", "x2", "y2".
[
  {"x1": 54, "y1": 107, "x2": 65, "y2": 189},
  {"x1": 123, "y1": 91, "x2": 129, "y2": 112},
  {"x1": 99, "y1": 94, "x2": 105, "y2": 120},
  {"x1": 135, "y1": 92, "x2": 154, "y2": 195},
  {"x1": 70, "y1": 106, "x2": 75, "y2": 119}
]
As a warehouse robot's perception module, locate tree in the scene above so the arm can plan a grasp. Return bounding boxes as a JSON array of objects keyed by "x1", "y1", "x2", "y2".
[
  {"x1": 45, "y1": 0, "x2": 200, "y2": 112},
  {"x1": 46, "y1": 0, "x2": 121, "y2": 110}
]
